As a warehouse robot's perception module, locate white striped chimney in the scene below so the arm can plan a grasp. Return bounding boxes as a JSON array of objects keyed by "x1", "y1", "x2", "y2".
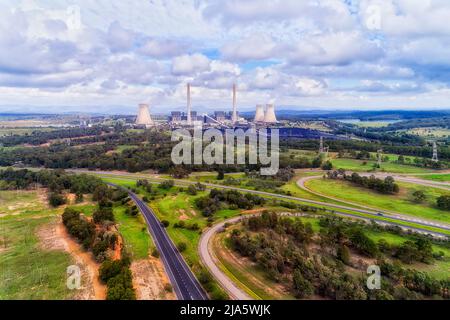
[
  {"x1": 187, "y1": 83, "x2": 192, "y2": 125},
  {"x1": 232, "y1": 83, "x2": 238, "y2": 123}
]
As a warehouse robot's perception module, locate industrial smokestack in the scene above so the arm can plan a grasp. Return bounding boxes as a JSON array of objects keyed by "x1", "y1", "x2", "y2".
[
  {"x1": 264, "y1": 104, "x2": 277, "y2": 123},
  {"x1": 232, "y1": 83, "x2": 238, "y2": 123},
  {"x1": 186, "y1": 83, "x2": 192, "y2": 125},
  {"x1": 254, "y1": 104, "x2": 265, "y2": 122},
  {"x1": 136, "y1": 104, "x2": 154, "y2": 126}
]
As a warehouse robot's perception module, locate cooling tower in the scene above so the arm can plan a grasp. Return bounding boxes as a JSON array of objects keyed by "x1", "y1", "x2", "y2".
[
  {"x1": 232, "y1": 83, "x2": 238, "y2": 123},
  {"x1": 254, "y1": 104, "x2": 265, "y2": 122},
  {"x1": 264, "y1": 104, "x2": 277, "y2": 123},
  {"x1": 187, "y1": 83, "x2": 192, "y2": 125},
  {"x1": 136, "y1": 104, "x2": 154, "y2": 126}
]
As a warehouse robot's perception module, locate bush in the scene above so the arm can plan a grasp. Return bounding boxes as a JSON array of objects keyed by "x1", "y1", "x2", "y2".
[
  {"x1": 437, "y1": 195, "x2": 450, "y2": 210},
  {"x1": 151, "y1": 248, "x2": 160, "y2": 258},
  {"x1": 99, "y1": 260, "x2": 125, "y2": 283},
  {"x1": 93, "y1": 207, "x2": 115, "y2": 223},
  {"x1": 48, "y1": 192, "x2": 66, "y2": 207},
  {"x1": 293, "y1": 269, "x2": 314, "y2": 298},
  {"x1": 412, "y1": 190, "x2": 426, "y2": 203},
  {"x1": 177, "y1": 242, "x2": 187, "y2": 252},
  {"x1": 186, "y1": 184, "x2": 198, "y2": 196},
  {"x1": 164, "y1": 283, "x2": 173, "y2": 292},
  {"x1": 161, "y1": 220, "x2": 170, "y2": 228},
  {"x1": 321, "y1": 160, "x2": 333, "y2": 170},
  {"x1": 62, "y1": 208, "x2": 95, "y2": 248},
  {"x1": 106, "y1": 269, "x2": 136, "y2": 300},
  {"x1": 159, "y1": 180, "x2": 174, "y2": 190},
  {"x1": 336, "y1": 245, "x2": 351, "y2": 265}
]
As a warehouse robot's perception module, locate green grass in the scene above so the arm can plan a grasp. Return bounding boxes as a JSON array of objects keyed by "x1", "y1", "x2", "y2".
[
  {"x1": 0, "y1": 215, "x2": 76, "y2": 299},
  {"x1": 417, "y1": 174, "x2": 450, "y2": 182},
  {"x1": 113, "y1": 206, "x2": 153, "y2": 260},
  {"x1": 306, "y1": 178, "x2": 450, "y2": 224},
  {"x1": 331, "y1": 158, "x2": 435, "y2": 174},
  {"x1": 114, "y1": 145, "x2": 138, "y2": 154},
  {"x1": 98, "y1": 174, "x2": 450, "y2": 235},
  {"x1": 0, "y1": 127, "x2": 54, "y2": 137}
]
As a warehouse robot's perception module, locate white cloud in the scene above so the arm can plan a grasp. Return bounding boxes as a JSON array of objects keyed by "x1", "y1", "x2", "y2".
[
  {"x1": 221, "y1": 34, "x2": 278, "y2": 62},
  {"x1": 287, "y1": 32, "x2": 383, "y2": 66},
  {"x1": 139, "y1": 39, "x2": 186, "y2": 58},
  {"x1": 171, "y1": 53, "x2": 210, "y2": 76},
  {"x1": 0, "y1": 0, "x2": 449, "y2": 111}
]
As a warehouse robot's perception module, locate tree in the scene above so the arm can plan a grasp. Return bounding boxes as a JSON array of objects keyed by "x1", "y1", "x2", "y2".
[
  {"x1": 177, "y1": 242, "x2": 187, "y2": 252},
  {"x1": 321, "y1": 160, "x2": 333, "y2": 170},
  {"x1": 75, "y1": 192, "x2": 84, "y2": 203},
  {"x1": 159, "y1": 180, "x2": 174, "y2": 190},
  {"x1": 48, "y1": 192, "x2": 66, "y2": 207},
  {"x1": 186, "y1": 184, "x2": 197, "y2": 195},
  {"x1": 336, "y1": 245, "x2": 351, "y2": 265},
  {"x1": 293, "y1": 269, "x2": 314, "y2": 298},
  {"x1": 217, "y1": 170, "x2": 225, "y2": 180},
  {"x1": 161, "y1": 220, "x2": 170, "y2": 228},
  {"x1": 93, "y1": 207, "x2": 115, "y2": 223},
  {"x1": 412, "y1": 190, "x2": 426, "y2": 203},
  {"x1": 437, "y1": 195, "x2": 450, "y2": 210}
]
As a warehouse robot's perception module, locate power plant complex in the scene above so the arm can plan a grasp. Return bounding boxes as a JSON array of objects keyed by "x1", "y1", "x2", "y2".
[{"x1": 135, "y1": 83, "x2": 278, "y2": 128}]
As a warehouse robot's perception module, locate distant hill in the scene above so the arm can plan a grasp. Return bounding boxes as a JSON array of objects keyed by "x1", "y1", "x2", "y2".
[{"x1": 240, "y1": 109, "x2": 450, "y2": 121}]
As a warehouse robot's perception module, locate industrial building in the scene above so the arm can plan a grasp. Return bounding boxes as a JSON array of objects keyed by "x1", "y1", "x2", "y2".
[
  {"x1": 165, "y1": 83, "x2": 277, "y2": 128},
  {"x1": 135, "y1": 103, "x2": 155, "y2": 127}
]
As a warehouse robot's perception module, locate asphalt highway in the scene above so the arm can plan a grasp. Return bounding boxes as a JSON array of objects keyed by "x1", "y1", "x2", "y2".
[{"x1": 110, "y1": 184, "x2": 208, "y2": 300}]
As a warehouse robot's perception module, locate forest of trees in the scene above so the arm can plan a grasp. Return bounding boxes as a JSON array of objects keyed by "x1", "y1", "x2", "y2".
[
  {"x1": 195, "y1": 189, "x2": 266, "y2": 217},
  {"x1": 282, "y1": 138, "x2": 450, "y2": 163},
  {"x1": 230, "y1": 212, "x2": 449, "y2": 300},
  {"x1": 0, "y1": 126, "x2": 112, "y2": 147}
]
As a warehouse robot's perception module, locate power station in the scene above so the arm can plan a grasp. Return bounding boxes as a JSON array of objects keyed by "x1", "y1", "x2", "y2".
[
  {"x1": 134, "y1": 83, "x2": 278, "y2": 128},
  {"x1": 135, "y1": 103, "x2": 154, "y2": 127}
]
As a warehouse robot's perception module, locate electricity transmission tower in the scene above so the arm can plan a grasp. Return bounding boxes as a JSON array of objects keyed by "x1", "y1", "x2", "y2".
[
  {"x1": 377, "y1": 149, "x2": 383, "y2": 167},
  {"x1": 432, "y1": 141, "x2": 439, "y2": 162},
  {"x1": 319, "y1": 136, "x2": 324, "y2": 153}
]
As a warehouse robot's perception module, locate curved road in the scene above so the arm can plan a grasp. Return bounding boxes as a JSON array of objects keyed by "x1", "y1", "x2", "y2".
[
  {"x1": 297, "y1": 175, "x2": 450, "y2": 231},
  {"x1": 198, "y1": 211, "x2": 448, "y2": 301},
  {"x1": 82, "y1": 170, "x2": 450, "y2": 236},
  {"x1": 111, "y1": 184, "x2": 208, "y2": 300}
]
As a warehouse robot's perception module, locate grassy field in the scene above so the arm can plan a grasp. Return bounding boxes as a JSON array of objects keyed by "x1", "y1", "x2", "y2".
[
  {"x1": 331, "y1": 158, "x2": 434, "y2": 174},
  {"x1": 113, "y1": 206, "x2": 153, "y2": 260},
  {"x1": 99, "y1": 174, "x2": 450, "y2": 235},
  {"x1": 113, "y1": 145, "x2": 139, "y2": 154},
  {"x1": 364, "y1": 230, "x2": 450, "y2": 280},
  {"x1": 0, "y1": 127, "x2": 54, "y2": 137},
  {"x1": 405, "y1": 127, "x2": 450, "y2": 138},
  {"x1": 305, "y1": 178, "x2": 450, "y2": 223},
  {"x1": 417, "y1": 174, "x2": 450, "y2": 182},
  {"x1": 0, "y1": 190, "x2": 78, "y2": 299}
]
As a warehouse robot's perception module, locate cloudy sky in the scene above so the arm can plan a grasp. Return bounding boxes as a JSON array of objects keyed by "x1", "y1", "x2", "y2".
[{"x1": 1, "y1": 0, "x2": 450, "y2": 114}]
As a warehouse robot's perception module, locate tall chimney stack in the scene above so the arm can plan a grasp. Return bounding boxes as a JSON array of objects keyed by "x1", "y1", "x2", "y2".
[
  {"x1": 186, "y1": 83, "x2": 192, "y2": 125},
  {"x1": 232, "y1": 83, "x2": 238, "y2": 123}
]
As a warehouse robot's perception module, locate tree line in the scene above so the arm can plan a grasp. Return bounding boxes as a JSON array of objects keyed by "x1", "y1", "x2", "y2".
[{"x1": 326, "y1": 170, "x2": 400, "y2": 194}]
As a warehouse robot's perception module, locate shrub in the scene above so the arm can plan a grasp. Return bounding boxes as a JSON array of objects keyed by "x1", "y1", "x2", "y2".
[
  {"x1": 159, "y1": 180, "x2": 174, "y2": 190},
  {"x1": 293, "y1": 269, "x2": 314, "y2": 298},
  {"x1": 48, "y1": 192, "x2": 66, "y2": 207},
  {"x1": 161, "y1": 220, "x2": 170, "y2": 228},
  {"x1": 336, "y1": 245, "x2": 351, "y2": 265},
  {"x1": 177, "y1": 242, "x2": 187, "y2": 252},
  {"x1": 151, "y1": 248, "x2": 160, "y2": 258},
  {"x1": 93, "y1": 207, "x2": 115, "y2": 223},
  {"x1": 437, "y1": 195, "x2": 450, "y2": 210}
]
